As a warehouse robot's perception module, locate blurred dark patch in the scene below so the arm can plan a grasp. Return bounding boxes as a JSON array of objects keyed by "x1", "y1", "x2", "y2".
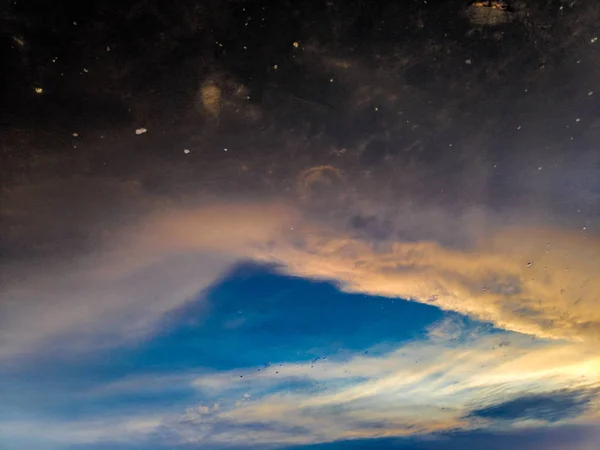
[
  {"x1": 467, "y1": 388, "x2": 598, "y2": 423},
  {"x1": 360, "y1": 139, "x2": 389, "y2": 166}
]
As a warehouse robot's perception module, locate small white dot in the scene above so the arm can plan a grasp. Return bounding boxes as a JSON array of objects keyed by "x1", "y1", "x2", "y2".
[
  {"x1": 72, "y1": 132, "x2": 79, "y2": 137},
  {"x1": 588, "y1": 91, "x2": 594, "y2": 96},
  {"x1": 183, "y1": 149, "x2": 190, "y2": 154},
  {"x1": 224, "y1": 148, "x2": 228, "y2": 152},
  {"x1": 34, "y1": 87, "x2": 43, "y2": 94}
]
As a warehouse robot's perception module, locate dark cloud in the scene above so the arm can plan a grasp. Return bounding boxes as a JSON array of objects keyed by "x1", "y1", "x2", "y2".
[
  {"x1": 467, "y1": 388, "x2": 599, "y2": 423},
  {"x1": 280, "y1": 425, "x2": 600, "y2": 450}
]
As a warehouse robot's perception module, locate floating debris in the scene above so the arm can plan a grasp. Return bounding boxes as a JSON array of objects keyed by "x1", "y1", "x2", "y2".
[
  {"x1": 34, "y1": 87, "x2": 43, "y2": 94},
  {"x1": 135, "y1": 128, "x2": 147, "y2": 135},
  {"x1": 183, "y1": 149, "x2": 190, "y2": 154}
]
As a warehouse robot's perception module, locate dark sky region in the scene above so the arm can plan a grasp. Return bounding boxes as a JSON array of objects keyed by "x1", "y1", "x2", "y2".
[{"x1": 1, "y1": 1, "x2": 600, "y2": 449}]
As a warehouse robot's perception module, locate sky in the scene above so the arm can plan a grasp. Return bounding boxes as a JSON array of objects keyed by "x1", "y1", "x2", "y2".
[{"x1": 1, "y1": 0, "x2": 600, "y2": 449}]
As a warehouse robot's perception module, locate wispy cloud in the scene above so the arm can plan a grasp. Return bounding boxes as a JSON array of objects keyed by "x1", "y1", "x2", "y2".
[{"x1": 1, "y1": 201, "x2": 598, "y2": 361}]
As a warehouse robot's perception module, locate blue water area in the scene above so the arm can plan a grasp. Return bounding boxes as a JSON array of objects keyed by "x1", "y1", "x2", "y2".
[{"x1": 119, "y1": 262, "x2": 445, "y2": 372}]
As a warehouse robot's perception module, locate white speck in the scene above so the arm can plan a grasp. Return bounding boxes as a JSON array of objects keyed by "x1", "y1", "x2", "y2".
[
  {"x1": 224, "y1": 148, "x2": 228, "y2": 152},
  {"x1": 493, "y1": 164, "x2": 497, "y2": 168},
  {"x1": 588, "y1": 91, "x2": 594, "y2": 96},
  {"x1": 449, "y1": 143, "x2": 452, "y2": 147},
  {"x1": 73, "y1": 21, "x2": 77, "y2": 25},
  {"x1": 538, "y1": 166, "x2": 543, "y2": 171},
  {"x1": 83, "y1": 68, "x2": 88, "y2": 73},
  {"x1": 243, "y1": 393, "x2": 251, "y2": 398},
  {"x1": 34, "y1": 87, "x2": 43, "y2": 94},
  {"x1": 12, "y1": 36, "x2": 25, "y2": 47},
  {"x1": 591, "y1": 37, "x2": 598, "y2": 43},
  {"x1": 576, "y1": 118, "x2": 581, "y2": 122},
  {"x1": 329, "y1": 78, "x2": 334, "y2": 82},
  {"x1": 292, "y1": 41, "x2": 299, "y2": 48},
  {"x1": 583, "y1": 227, "x2": 587, "y2": 230},
  {"x1": 72, "y1": 132, "x2": 79, "y2": 137},
  {"x1": 517, "y1": 126, "x2": 521, "y2": 130},
  {"x1": 183, "y1": 149, "x2": 190, "y2": 154},
  {"x1": 374, "y1": 106, "x2": 379, "y2": 111},
  {"x1": 273, "y1": 64, "x2": 278, "y2": 70},
  {"x1": 135, "y1": 128, "x2": 147, "y2": 135},
  {"x1": 106, "y1": 45, "x2": 111, "y2": 52},
  {"x1": 465, "y1": 59, "x2": 472, "y2": 64}
]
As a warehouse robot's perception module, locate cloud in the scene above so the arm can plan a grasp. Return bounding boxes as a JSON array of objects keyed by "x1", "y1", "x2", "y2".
[
  {"x1": 265, "y1": 222, "x2": 600, "y2": 343},
  {"x1": 1, "y1": 198, "x2": 599, "y2": 360},
  {"x1": 170, "y1": 326, "x2": 600, "y2": 447},
  {"x1": 467, "y1": 388, "x2": 599, "y2": 423},
  {"x1": 2, "y1": 299, "x2": 599, "y2": 448},
  {"x1": 0, "y1": 201, "x2": 296, "y2": 358}
]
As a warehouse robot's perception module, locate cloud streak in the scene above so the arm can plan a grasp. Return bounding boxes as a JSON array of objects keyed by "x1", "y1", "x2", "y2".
[{"x1": 1, "y1": 198, "x2": 599, "y2": 360}]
